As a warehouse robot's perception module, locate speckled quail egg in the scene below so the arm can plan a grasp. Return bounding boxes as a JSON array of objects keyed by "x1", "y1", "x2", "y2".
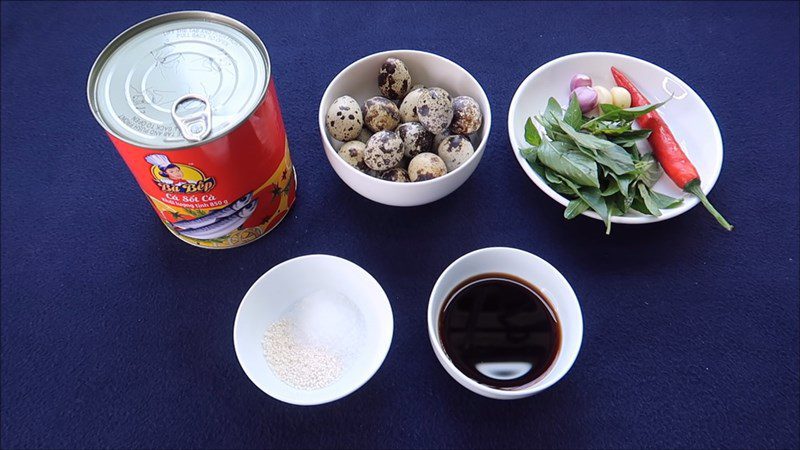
[
  {"x1": 408, "y1": 152, "x2": 448, "y2": 182},
  {"x1": 380, "y1": 167, "x2": 410, "y2": 182},
  {"x1": 437, "y1": 135, "x2": 474, "y2": 172},
  {"x1": 417, "y1": 87, "x2": 453, "y2": 135},
  {"x1": 378, "y1": 58, "x2": 411, "y2": 100},
  {"x1": 449, "y1": 96, "x2": 482, "y2": 135},
  {"x1": 399, "y1": 86, "x2": 425, "y2": 123},
  {"x1": 326, "y1": 96, "x2": 363, "y2": 141},
  {"x1": 397, "y1": 122, "x2": 434, "y2": 158},
  {"x1": 338, "y1": 140, "x2": 367, "y2": 170},
  {"x1": 363, "y1": 97, "x2": 401, "y2": 132},
  {"x1": 434, "y1": 130, "x2": 473, "y2": 149},
  {"x1": 364, "y1": 130, "x2": 403, "y2": 171},
  {"x1": 357, "y1": 128, "x2": 373, "y2": 144}
]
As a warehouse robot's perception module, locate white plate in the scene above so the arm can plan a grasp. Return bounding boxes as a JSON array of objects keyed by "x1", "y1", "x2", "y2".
[
  {"x1": 233, "y1": 255, "x2": 393, "y2": 405},
  {"x1": 508, "y1": 52, "x2": 724, "y2": 224}
]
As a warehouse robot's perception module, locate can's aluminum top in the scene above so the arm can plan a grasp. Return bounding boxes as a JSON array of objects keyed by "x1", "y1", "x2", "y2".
[{"x1": 88, "y1": 11, "x2": 269, "y2": 149}]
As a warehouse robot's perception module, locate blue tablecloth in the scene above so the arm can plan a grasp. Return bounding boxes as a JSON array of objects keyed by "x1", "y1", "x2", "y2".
[{"x1": 2, "y1": 1, "x2": 798, "y2": 448}]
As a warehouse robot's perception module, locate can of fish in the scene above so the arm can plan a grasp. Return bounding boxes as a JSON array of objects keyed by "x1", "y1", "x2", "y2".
[{"x1": 87, "y1": 11, "x2": 296, "y2": 249}]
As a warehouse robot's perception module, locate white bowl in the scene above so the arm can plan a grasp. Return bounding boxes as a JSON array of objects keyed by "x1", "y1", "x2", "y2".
[
  {"x1": 319, "y1": 50, "x2": 491, "y2": 207},
  {"x1": 508, "y1": 51, "x2": 724, "y2": 224},
  {"x1": 427, "y1": 247, "x2": 583, "y2": 399},
  {"x1": 233, "y1": 255, "x2": 393, "y2": 405}
]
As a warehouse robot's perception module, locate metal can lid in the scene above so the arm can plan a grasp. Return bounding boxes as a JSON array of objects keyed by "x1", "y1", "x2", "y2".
[{"x1": 87, "y1": 11, "x2": 269, "y2": 149}]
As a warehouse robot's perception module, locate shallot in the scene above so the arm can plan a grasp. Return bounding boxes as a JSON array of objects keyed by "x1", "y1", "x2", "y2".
[
  {"x1": 569, "y1": 73, "x2": 593, "y2": 92},
  {"x1": 571, "y1": 86, "x2": 598, "y2": 113}
]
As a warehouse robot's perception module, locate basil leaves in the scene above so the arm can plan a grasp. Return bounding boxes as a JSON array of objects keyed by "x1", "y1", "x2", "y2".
[{"x1": 520, "y1": 95, "x2": 683, "y2": 234}]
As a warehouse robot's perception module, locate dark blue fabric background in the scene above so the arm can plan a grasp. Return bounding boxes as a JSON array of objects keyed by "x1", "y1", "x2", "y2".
[{"x1": 1, "y1": 1, "x2": 798, "y2": 448}]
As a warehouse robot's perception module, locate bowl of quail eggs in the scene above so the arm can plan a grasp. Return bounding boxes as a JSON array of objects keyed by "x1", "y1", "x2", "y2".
[{"x1": 319, "y1": 50, "x2": 491, "y2": 206}]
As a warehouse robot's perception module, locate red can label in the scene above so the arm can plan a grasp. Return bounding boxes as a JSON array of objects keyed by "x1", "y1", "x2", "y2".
[{"x1": 111, "y1": 81, "x2": 296, "y2": 249}]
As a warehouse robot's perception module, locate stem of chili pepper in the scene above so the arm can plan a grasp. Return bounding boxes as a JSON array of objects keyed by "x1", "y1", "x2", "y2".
[
  {"x1": 684, "y1": 179, "x2": 733, "y2": 230},
  {"x1": 611, "y1": 67, "x2": 733, "y2": 231}
]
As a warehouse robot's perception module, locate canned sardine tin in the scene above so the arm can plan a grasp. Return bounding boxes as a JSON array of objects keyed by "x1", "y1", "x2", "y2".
[{"x1": 87, "y1": 11, "x2": 296, "y2": 249}]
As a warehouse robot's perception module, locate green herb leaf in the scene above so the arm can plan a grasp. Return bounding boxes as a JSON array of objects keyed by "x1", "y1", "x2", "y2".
[
  {"x1": 636, "y1": 183, "x2": 662, "y2": 216},
  {"x1": 564, "y1": 198, "x2": 590, "y2": 219},
  {"x1": 544, "y1": 168, "x2": 563, "y2": 184},
  {"x1": 520, "y1": 146, "x2": 537, "y2": 164},
  {"x1": 591, "y1": 123, "x2": 633, "y2": 136},
  {"x1": 649, "y1": 190, "x2": 684, "y2": 209},
  {"x1": 537, "y1": 140, "x2": 600, "y2": 188},
  {"x1": 602, "y1": 183, "x2": 620, "y2": 197},
  {"x1": 545, "y1": 97, "x2": 563, "y2": 121},
  {"x1": 599, "y1": 103, "x2": 621, "y2": 114},
  {"x1": 524, "y1": 117, "x2": 541, "y2": 146},
  {"x1": 535, "y1": 115, "x2": 560, "y2": 138},
  {"x1": 578, "y1": 187, "x2": 612, "y2": 233},
  {"x1": 582, "y1": 99, "x2": 668, "y2": 129},
  {"x1": 634, "y1": 153, "x2": 663, "y2": 187},
  {"x1": 523, "y1": 149, "x2": 544, "y2": 176},
  {"x1": 608, "y1": 192, "x2": 631, "y2": 215},
  {"x1": 622, "y1": 192, "x2": 635, "y2": 213},
  {"x1": 611, "y1": 129, "x2": 652, "y2": 146},
  {"x1": 563, "y1": 94, "x2": 583, "y2": 129},
  {"x1": 556, "y1": 118, "x2": 636, "y2": 175}
]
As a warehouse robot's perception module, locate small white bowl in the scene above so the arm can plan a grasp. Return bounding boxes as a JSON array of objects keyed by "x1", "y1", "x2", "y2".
[
  {"x1": 427, "y1": 247, "x2": 583, "y2": 400},
  {"x1": 319, "y1": 50, "x2": 491, "y2": 207},
  {"x1": 508, "y1": 51, "x2": 724, "y2": 224},
  {"x1": 233, "y1": 255, "x2": 393, "y2": 406}
]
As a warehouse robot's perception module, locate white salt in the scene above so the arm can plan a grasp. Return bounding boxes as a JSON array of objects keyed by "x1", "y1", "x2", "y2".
[{"x1": 261, "y1": 290, "x2": 365, "y2": 390}]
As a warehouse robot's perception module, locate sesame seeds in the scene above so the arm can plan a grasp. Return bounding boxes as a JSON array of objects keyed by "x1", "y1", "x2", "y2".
[
  {"x1": 261, "y1": 290, "x2": 365, "y2": 391},
  {"x1": 262, "y1": 319, "x2": 344, "y2": 390}
]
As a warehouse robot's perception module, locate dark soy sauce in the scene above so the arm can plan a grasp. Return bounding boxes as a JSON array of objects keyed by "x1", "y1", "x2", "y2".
[{"x1": 439, "y1": 273, "x2": 561, "y2": 389}]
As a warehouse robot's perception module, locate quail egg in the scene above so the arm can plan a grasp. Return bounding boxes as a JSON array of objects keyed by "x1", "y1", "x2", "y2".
[
  {"x1": 364, "y1": 130, "x2": 403, "y2": 171},
  {"x1": 434, "y1": 130, "x2": 473, "y2": 149},
  {"x1": 408, "y1": 152, "x2": 447, "y2": 182},
  {"x1": 437, "y1": 135, "x2": 474, "y2": 172},
  {"x1": 326, "y1": 96, "x2": 363, "y2": 141},
  {"x1": 357, "y1": 128, "x2": 373, "y2": 144},
  {"x1": 338, "y1": 140, "x2": 368, "y2": 170},
  {"x1": 363, "y1": 97, "x2": 401, "y2": 132},
  {"x1": 449, "y1": 96, "x2": 482, "y2": 135},
  {"x1": 397, "y1": 122, "x2": 434, "y2": 158},
  {"x1": 380, "y1": 167, "x2": 410, "y2": 183},
  {"x1": 399, "y1": 86, "x2": 425, "y2": 123},
  {"x1": 378, "y1": 58, "x2": 411, "y2": 100},
  {"x1": 417, "y1": 87, "x2": 453, "y2": 135}
]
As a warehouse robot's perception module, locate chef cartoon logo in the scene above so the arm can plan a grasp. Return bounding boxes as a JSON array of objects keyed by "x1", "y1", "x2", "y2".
[{"x1": 145, "y1": 154, "x2": 216, "y2": 193}]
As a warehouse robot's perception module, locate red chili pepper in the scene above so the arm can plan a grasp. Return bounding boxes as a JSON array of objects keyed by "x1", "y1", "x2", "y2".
[{"x1": 611, "y1": 67, "x2": 733, "y2": 230}]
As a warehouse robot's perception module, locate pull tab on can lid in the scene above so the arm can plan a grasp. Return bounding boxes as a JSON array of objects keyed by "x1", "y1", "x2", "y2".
[
  {"x1": 172, "y1": 94, "x2": 212, "y2": 141},
  {"x1": 87, "y1": 11, "x2": 270, "y2": 149}
]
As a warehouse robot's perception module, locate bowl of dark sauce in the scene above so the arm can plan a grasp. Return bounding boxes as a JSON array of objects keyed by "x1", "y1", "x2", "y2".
[{"x1": 428, "y1": 247, "x2": 583, "y2": 399}]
